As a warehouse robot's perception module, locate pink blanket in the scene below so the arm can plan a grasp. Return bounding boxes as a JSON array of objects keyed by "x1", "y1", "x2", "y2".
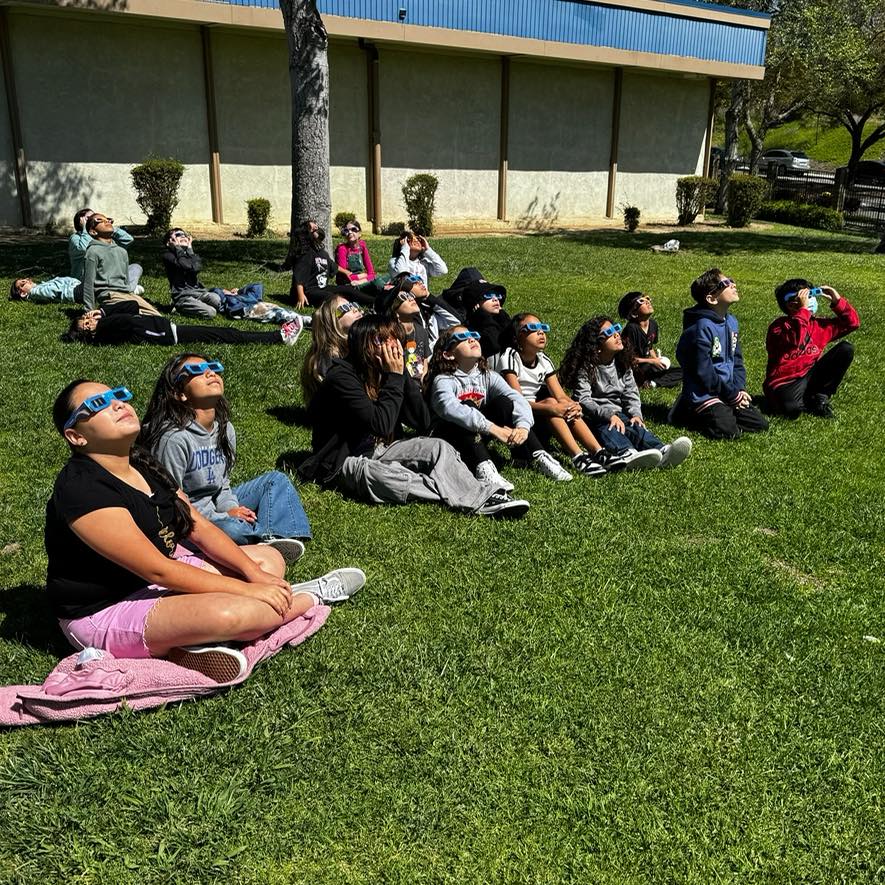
[{"x1": 0, "y1": 605, "x2": 330, "y2": 727}]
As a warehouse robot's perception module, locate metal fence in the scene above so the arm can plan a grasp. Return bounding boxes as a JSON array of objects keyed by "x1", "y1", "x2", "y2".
[{"x1": 762, "y1": 167, "x2": 885, "y2": 233}]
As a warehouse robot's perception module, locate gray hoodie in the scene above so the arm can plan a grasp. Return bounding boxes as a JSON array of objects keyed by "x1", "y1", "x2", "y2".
[
  {"x1": 573, "y1": 362, "x2": 642, "y2": 420},
  {"x1": 153, "y1": 420, "x2": 239, "y2": 521},
  {"x1": 430, "y1": 366, "x2": 533, "y2": 433}
]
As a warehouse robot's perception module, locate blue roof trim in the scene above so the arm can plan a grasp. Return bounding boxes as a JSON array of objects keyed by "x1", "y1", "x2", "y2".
[{"x1": 205, "y1": 0, "x2": 768, "y2": 68}]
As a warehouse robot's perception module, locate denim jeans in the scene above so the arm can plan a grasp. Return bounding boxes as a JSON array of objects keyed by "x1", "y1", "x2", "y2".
[
  {"x1": 589, "y1": 410, "x2": 664, "y2": 453},
  {"x1": 213, "y1": 471, "x2": 312, "y2": 544}
]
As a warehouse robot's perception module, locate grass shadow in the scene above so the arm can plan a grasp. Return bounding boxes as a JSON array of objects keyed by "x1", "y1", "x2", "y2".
[
  {"x1": 0, "y1": 584, "x2": 71, "y2": 656},
  {"x1": 275, "y1": 449, "x2": 313, "y2": 473},
  {"x1": 267, "y1": 405, "x2": 310, "y2": 428}
]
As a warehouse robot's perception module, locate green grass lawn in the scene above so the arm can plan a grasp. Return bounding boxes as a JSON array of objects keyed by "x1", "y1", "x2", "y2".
[{"x1": 0, "y1": 225, "x2": 883, "y2": 883}]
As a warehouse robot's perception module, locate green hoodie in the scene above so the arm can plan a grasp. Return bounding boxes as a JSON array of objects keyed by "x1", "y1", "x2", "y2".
[{"x1": 82, "y1": 239, "x2": 132, "y2": 310}]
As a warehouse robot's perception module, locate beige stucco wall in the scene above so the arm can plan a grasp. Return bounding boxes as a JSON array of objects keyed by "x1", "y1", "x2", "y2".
[
  {"x1": 378, "y1": 48, "x2": 500, "y2": 223},
  {"x1": 614, "y1": 71, "x2": 708, "y2": 220},
  {"x1": 7, "y1": 10, "x2": 212, "y2": 226},
  {"x1": 0, "y1": 55, "x2": 19, "y2": 225},
  {"x1": 507, "y1": 60, "x2": 613, "y2": 226}
]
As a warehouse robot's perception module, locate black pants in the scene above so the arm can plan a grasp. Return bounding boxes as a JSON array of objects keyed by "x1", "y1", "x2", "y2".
[
  {"x1": 174, "y1": 324, "x2": 282, "y2": 345},
  {"x1": 688, "y1": 401, "x2": 769, "y2": 440},
  {"x1": 766, "y1": 341, "x2": 854, "y2": 418},
  {"x1": 637, "y1": 365, "x2": 683, "y2": 388},
  {"x1": 290, "y1": 282, "x2": 373, "y2": 308},
  {"x1": 433, "y1": 398, "x2": 544, "y2": 469}
]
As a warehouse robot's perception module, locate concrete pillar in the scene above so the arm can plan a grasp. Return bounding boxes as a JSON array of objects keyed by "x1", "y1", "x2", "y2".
[
  {"x1": 362, "y1": 40, "x2": 382, "y2": 233},
  {"x1": 201, "y1": 25, "x2": 223, "y2": 224},
  {"x1": 605, "y1": 67, "x2": 623, "y2": 219},
  {"x1": 497, "y1": 56, "x2": 510, "y2": 222},
  {"x1": 0, "y1": 9, "x2": 31, "y2": 227}
]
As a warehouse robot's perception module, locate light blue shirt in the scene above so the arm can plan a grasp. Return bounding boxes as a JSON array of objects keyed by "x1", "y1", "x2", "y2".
[{"x1": 26, "y1": 276, "x2": 82, "y2": 304}]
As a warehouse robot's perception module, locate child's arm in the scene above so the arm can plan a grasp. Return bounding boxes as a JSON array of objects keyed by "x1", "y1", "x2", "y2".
[
  {"x1": 361, "y1": 241, "x2": 376, "y2": 280},
  {"x1": 421, "y1": 245, "x2": 448, "y2": 278},
  {"x1": 817, "y1": 288, "x2": 860, "y2": 339},
  {"x1": 112, "y1": 227, "x2": 134, "y2": 248},
  {"x1": 622, "y1": 369, "x2": 644, "y2": 422},
  {"x1": 572, "y1": 372, "x2": 618, "y2": 420},
  {"x1": 81, "y1": 251, "x2": 98, "y2": 310},
  {"x1": 390, "y1": 238, "x2": 411, "y2": 276}
]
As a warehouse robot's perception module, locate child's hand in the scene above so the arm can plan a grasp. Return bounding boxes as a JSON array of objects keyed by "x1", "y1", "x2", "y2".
[
  {"x1": 629, "y1": 416, "x2": 645, "y2": 427},
  {"x1": 609, "y1": 414, "x2": 626, "y2": 433},
  {"x1": 417, "y1": 235, "x2": 429, "y2": 251},
  {"x1": 378, "y1": 339, "x2": 404, "y2": 374},
  {"x1": 820, "y1": 286, "x2": 841, "y2": 305},
  {"x1": 508, "y1": 427, "x2": 529, "y2": 447},
  {"x1": 735, "y1": 391, "x2": 752, "y2": 409},
  {"x1": 227, "y1": 506, "x2": 257, "y2": 523}
]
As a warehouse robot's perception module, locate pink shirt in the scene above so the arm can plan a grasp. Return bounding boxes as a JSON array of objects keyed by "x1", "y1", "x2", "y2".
[{"x1": 335, "y1": 241, "x2": 375, "y2": 282}]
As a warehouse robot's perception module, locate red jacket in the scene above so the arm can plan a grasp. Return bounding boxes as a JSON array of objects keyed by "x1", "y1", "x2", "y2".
[{"x1": 764, "y1": 297, "x2": 859, "y2": 392}]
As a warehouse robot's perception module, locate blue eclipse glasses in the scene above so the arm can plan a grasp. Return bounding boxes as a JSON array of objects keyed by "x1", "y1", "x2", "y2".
[
  {"x1": 174, "y1": 360, "x2": 224, "y2": 385},
  {"x1": 784, "y1": 286, "x2": 821, "y2": 301},
  {"x1": 599, "y1": 323, "x2": 623, "y2": 339},
  {"x1": 445, "y1": 330, "x2": 481, "y2": 349},
  {"x1": 64, "y1": 386, "x2": 133, "y2": 430},
  {"x1": 520, "y1": 322, "x2": 550, "y2": 334},
  {"x1": 482, "y1": 292, "x2": 503, "y2": 301}
]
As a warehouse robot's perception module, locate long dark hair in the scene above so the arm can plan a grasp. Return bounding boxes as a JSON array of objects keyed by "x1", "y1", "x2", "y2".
[
  {"x1": 347, "y1": 315, "x2": 406, "y2": 401},
  {"x1": 560, "y1": 315, "x2": 634, "y2": 390},
  {"x1": 61, "y1": 313, "x2": 94, "y2": 344},
  {"x1": 138, "y1": 353, "x2": 236, "y2": 475},
  {"x1": 53, "y1": 379, "x2": 194, "y2": 537},
  {"x1": 497, "y1": 312, "x2": 536, "y2": 354}
]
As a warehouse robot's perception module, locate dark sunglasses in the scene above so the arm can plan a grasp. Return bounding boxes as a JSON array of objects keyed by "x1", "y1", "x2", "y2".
[
  {"x1": 445, "y1": 330, "x2": 481, "y2": 349},
  {"x1": 64, "y1": 386, "x2": 132, "y2": 430},
  {"x1": 174, "y1": 360, "x2": 224, "y2": 384},
  {"x1": 482, "y1": 292, "x2": 503, "y2": 301},
  {"x1": 713, "y1": 277, "x2": 735, "y2": 292},
  {"x1": 598, "y1": 323, "x2": 623, "y2": 340},
  {"x1": 520, "y1": 322, "x2": 550, "y2": 334},
  {"x1": 342, "y1": 226, "x2": 360, "y2": 234}
]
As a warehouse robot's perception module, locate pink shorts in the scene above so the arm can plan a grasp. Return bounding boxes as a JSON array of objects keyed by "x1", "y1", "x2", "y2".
[{"x1": 58, "y1": 547, "x2": 207, "y2": 659}]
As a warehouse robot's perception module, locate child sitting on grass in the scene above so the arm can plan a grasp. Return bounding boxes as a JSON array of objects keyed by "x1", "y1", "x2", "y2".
[
  {"x1": 428, "y1": 325, "x2": 574, "y2": 487},
  {"x1": 140, "y1": 354, "x2": 311, "y2": 559},
  {"x1": 560, "y1": 316, "x2": 692, "y2": 468},
  {"x1": 464, "y1": 278, "x2": 511, "y2": 361},
  {"x1": 764, "y1": 280, "x2": 859, "y2": 419},
  {"x1": 617, "y1": 291, "x2": 683, "y2": 389},
  {"x1": 671, "y1": 269, "x2": 769, "y2": 440},
  {"x1": 496, "y1": 313, "x2": 633, "y2": 476}
]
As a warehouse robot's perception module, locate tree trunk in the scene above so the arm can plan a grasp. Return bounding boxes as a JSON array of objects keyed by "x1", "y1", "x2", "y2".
[
  {"x1": 716, "y1": 80, "x2": 745, "y2": 213},
  {"x1": 280, "y1": 0, "x2": 331, "y2": 266}
]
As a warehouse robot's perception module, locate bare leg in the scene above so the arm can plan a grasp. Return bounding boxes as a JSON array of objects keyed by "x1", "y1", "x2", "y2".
[
  {"x1": 545, "y1": 415, "x2": 583, "y2": 457},
  {"x1": 197, "y1": 544, "x2": 285, "y2": 579},
  {"x1": 569, "y1": 417, "x2": 603, "y2": 453}
]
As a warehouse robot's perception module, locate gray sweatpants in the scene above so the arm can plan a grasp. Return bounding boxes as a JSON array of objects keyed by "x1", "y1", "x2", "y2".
[
  {"x1": 172, "y1": 288, "x2": 224, "y2": 319},
  {"x1": 336, "y1": 437, "x2": 497, "y2": 512}
]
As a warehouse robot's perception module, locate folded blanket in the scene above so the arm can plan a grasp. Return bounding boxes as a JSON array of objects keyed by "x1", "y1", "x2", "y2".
[{"x1": 0, "y1": 605, "x2": 329, "y2": 727}]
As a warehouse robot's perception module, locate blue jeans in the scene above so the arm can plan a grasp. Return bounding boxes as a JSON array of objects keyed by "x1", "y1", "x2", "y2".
[
  {"x1": 213, "y1": 471, "x2": 312, "y2": 544},
  {"x1": 589, "y1": 411, "x2": 664, "y2": 454}
]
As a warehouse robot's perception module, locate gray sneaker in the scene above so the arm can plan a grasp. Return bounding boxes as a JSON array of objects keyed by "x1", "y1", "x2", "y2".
[
  {"x1": 261, "y1": 538, "x2": 306, "y2": 563},
  {"x1": 659, "y1": 436, "x2": 692, "y2": 468},
  {"x1": 291, "y1": 568, "x2": 366, "y2": 604},
  {"x1": 620, "y1": 448, "x2": 663, "y2": 470}
]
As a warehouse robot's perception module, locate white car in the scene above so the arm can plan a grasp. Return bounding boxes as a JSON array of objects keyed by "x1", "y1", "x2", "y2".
[{"x1": 760, "y1": 149, "x2": 810, "y2": 175}]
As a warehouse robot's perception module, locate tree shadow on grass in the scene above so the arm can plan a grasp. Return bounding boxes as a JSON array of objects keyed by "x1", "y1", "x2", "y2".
[
  {"x1": 551, "y1": 227, "x2": 878, "y2": 256},
  {"x1": 275, "y1": 450, "x2": 313, "y2": 474},
  {"x1": 0, "y1": 585, "x2": 71, "y2": 656},
  {"x1": 267, "y1": 405, "x2": 310, "y2": 428}
]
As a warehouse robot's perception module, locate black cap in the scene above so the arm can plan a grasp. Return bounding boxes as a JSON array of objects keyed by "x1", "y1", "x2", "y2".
[{"x1": 462, "y1": 279, "x2": 507, "y2": 312}]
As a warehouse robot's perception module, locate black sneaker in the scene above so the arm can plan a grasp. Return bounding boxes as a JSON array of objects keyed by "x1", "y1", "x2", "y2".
[
  {"x1": 806, "y1": 394, "x2": 835, "y2": 419},
  {"x1": 592, "y1": 448, "x2": 628, "y2": 472},
  {"x1": 476, "y1": 491, "x2": 530, "y2": 519},
  {"x1": 573, "y1": 452, "x2": 608, "y2": 476}
]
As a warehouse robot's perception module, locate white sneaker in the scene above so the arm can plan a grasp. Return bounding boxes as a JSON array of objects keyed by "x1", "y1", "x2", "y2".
[
  {"x1": 660, "y1": 436, "x2": 692, "y2": 468},
  {"x1": 291, "y1": 568, "x2": 366, "y2": 604},
  {"x1": 134, "y1": 284, "x2": 145, "y2": 296},
  {"x1": 261, "y1": 538, "x2": 305, "y2": 563},
  {"x1": 169, "y1": 645, "x2": 248, "y2": 683},
  {"x1": 280, "y1": 317, "x2": 303, "y2": 345},
  {"x1": 619, "y1": 448, "x2": 663, "y2": 470},
  {"x1": 533, "y1": 450, "x2": 573, "y2": 481},
  {"x1": 475, "y1": 458, "x2": 514, "y2": 492}
]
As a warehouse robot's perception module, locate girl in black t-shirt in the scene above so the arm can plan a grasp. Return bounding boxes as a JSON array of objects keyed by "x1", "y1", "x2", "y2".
[{"x1": 46, "y1": 379, "x2": 365, "y2": 680}]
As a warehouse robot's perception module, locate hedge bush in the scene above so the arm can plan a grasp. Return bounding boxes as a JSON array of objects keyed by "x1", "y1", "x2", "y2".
[
  {"x1": 130, "y1": 156, "x2": 184, "y2": 234},
  {"x1": 246, "y1": 198, "x2": 272, "y2": 238},
  {"x1": 676, "y1": 176, "x2": 717, "y2": 225},
  {"x1": 402, "y1": 173, "x2": 439, "y2": 235},
  {"x1": 755, "y1": 200, "x2": 844, "y2": 232},
  {"x1": 623, "y1": 205, "x2": 641, "y2": 232},
  {"x1": 334, "y1": 211, "x2": 357, "y2": 232},
  {"x1": 726, "y1": 174, "x2": 769, "y2": 227}
]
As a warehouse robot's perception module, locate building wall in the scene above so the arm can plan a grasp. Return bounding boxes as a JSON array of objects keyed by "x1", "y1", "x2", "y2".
[
  {"x1": 506, "y1": 60, "x2": 613, "y2": 225},
  {"x1": 8, "y1": 10, "x2": 212, "y2": 226},
  {"x1": 0, "y1": 7, "x2": 712, "y2": 227},
  {"x1": 378, "y1": 48, "x2": 500, "y2": 222},
  {"x1": 614, "y1": 71, "x2": 708, "y2": 217}
]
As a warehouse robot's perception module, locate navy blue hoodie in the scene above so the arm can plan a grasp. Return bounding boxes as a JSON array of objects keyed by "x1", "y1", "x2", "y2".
[{"x1": 675, "y1": 305, "x2": 746, "y2": 409}]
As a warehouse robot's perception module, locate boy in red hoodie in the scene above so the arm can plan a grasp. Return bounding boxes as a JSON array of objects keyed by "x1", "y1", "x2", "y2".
[{"x1": 764, "y1": 279, "x2": 859, "y2": 419}]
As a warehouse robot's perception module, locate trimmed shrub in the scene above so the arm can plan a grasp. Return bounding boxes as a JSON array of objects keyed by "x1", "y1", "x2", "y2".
[
  {"x1": 381, "y1": 220, "x2": 407, "y2": 236},
  {"x1": 676, "y1": 176, "x2": 717, "y2": 225},
  {"x1": 402, "y1": 173, "x2": 439, "y2": 235},
  {"x1": 623, "y1": 205, "x2": 641, "y2": 232},
  {"x1": 130, "y1": 155, "x2": 184, "y2": 234},
  {"x1": 726, "y1": 174, "x2": 769, "y2": 227},
  {"x1": 334, "y1": 211, "x2": 357, "y2": 232},
  {"x1": 246, "y1": 198, "x2": 272, "y2": 238},
  {"x1": 755, "y1": 200, "x2": 844, "y2": 232}
]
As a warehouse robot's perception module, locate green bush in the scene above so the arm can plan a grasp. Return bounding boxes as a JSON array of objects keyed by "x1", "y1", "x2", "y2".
[
  {"x1": 402, "y1": 173, "x2": 439, "y2": 235},
  {"x1": 726, "y1": 174, "x2": 769, "y2": 227},
  {"x1": 246, "y1": 198, "x2": 272, "y2": 238},
  {"x1": 756, "y1": 200, "x2": 844, "y2": 232},
  {"x1": 381, "y1": 220, "x2": 407, "y2": 236},
  {"x1": 676, "y1": 176, "x2": 717, "y2": 225},
  {"x1": 623, "y1": 205, "x2": 641, "y2": 232},
  {"x1": 130, "y1": 155, "x2": 184, "y2": 234},
  {"x1": 334, "y1": 211, "x2": 357, "y2": 232}
]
